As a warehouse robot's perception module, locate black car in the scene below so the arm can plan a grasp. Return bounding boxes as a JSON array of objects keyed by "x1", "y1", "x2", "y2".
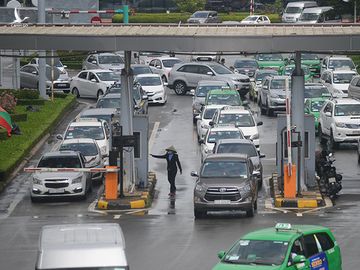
[{"x1": 233, "y1": 58, "x2": 259, "y2": 80}]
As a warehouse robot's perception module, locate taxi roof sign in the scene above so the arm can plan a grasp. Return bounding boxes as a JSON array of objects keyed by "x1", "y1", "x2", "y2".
[{"x1": 275, "y1": 223, "x2": 292, "y2": 231}]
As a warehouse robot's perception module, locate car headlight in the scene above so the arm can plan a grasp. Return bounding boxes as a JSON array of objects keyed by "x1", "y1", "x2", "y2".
[
  {"x1": 101, "y1": 146, "x2": 107, "y2": 155},
  {"x1": 250, "y1": 133, "x2": 259, "y2": 140},
  {"x1": 195, "y1": 183, "x2": 207, "y2": 193},
  {"x1": 335, "y1": 122, "x2": 346, "y2": 128},
  {"x1": 270, "y1": 93, "x2": 279, "y2": 98},
  {"x1": 239, "y1": 183, "x2": 251, "y2": 198},
  {"x1": 72, "y1": 176, "x2": 83, "y2": 184},
  {"x1": 33, "y1": 177, "x2": 42, "y2": 185}
]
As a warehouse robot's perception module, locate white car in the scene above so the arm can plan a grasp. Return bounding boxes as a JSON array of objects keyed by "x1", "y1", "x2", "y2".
[
  {"x1": 148, "y1": 57, "x2": 182, "y2": 82},
  {"x1": 210, "y1": 106, "x2": 263, "y2": 151},
  {"x1": 57, "y1": 118, "x2": 110, "y2": 162},
  {"x1": 200, "y1": 124, "x2": 245, "y2": 161},
  {"x1": 320, "y1": 55, "x2": 357, "y2": 74},
  {"x1": 196, "y1": 105, "x2": 225, "y2": 141},
  {"x1": 70, "y1": 69, "x2": 120, "y2": 99},
  {"x1": 135, "y1": 74, "x2": 167, "y2": 104},
  {"x1": 320, "y1": 69, "x2": 357, "y2": 97},
  {"x1": 59, "y1": 138, "x2": 105, "y2": 180},
  {"x1": 241, "y1": 15, "x2": 271, "y2": 24},
  {"x1": 82, "y1": 53, "x2": 124, "y2": 72},
  {"x1": 318, "y1": 97, "x2": 360, "y2": 149}
]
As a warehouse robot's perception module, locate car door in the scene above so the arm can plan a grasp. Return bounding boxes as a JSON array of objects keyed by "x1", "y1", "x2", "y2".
[
  {"x1": 303, "y1": 234, "x2": 331, "y2": 270},
  {"x1": 261, "y1": 78, "x2": 270, "y2": 106},
  {"x1": 75, "y1": 71, "x2": 88, "y2": 96},
  {"x1": 87, "y1": 72, "x2": 100, "y2": 98},
  {"x1": 182, "y1": 64, "x2": 201, "y2": 88},
  {"x1": 20, "y1": 66, "x2": 32, "y2": 88},
  {"x1": 149, "y1": 59, "x2": 157, "y2": 73},
  {"x1": 198, "y1": 65, "x2": 215, "y2": 82},
  {"x1": 285, "y1": 238, "x2": 307, "y2": 270},
  {"x1": 314, "y1": 232, "x2": 341, "y2": 270},
  {"x1": 23, "y1": 66, "x2": 39, "y2": 89},
  {"x1": 321, "y1": 102, "x2": 333, "y2": 135},
  {"x1": 85, "y1": 55, "x2": 97, "y2": 70}
]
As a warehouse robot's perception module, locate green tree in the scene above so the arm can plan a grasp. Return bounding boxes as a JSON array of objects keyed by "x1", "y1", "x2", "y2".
[{"x1": 175, "y1": 0, "x2": 206, "y2": 13}]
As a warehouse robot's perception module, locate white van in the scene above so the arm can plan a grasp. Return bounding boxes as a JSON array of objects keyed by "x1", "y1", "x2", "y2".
[
  {"x1": 298, "y1": 6, "x2": 334, "y2": 23},
  {"x1": 282, "y1": 1, "x2": 318, "y2": 23},
  {"x1": 36, "y1": 223, "x2": 129, "y2": 270}
]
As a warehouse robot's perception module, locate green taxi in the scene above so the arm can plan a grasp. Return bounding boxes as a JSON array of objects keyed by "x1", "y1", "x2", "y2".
[
  {"x1": 213, "y1": 223, "x2": 342, "y2": 270},
  {"x1": 255, "y1": 54, "x2": 286, "y2": 71},
  {"x1": 279, "y1": 64, "x2": 313, "y2": 82},
  {"x1": 305, "y1": 98, "x2": 327, "y2": 132},
  {"x1": 205, "y1": 89, "x2": 245, "y2": 107},
  {"x1": 288, "y1": 53, "x2": 321, "y2": 78}
]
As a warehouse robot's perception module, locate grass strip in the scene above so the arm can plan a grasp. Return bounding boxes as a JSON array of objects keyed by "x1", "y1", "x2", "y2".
[{"x1": 0, "y1": 95, "x2": 76, "y2": 182}]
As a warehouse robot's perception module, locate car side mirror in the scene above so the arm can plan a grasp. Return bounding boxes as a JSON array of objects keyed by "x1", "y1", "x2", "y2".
[
  {"x1": 242, "y1": 100, "x2": 249, "y2": 107},
  {"x1": 63, "y1": 65, "x2": 67, "y2": 68},
  {"x1": 322, "y1": 64, "x2": 326, "y2": 68},
  {"x1": 209, "y1": 121, "x2": 215, "y2": 127},
  {"x1": 207, "y1": 71, "x2": 214, "y2": 76},
  {"x1": 191, "y1": 171, "x2": 199, "y2": 177},
  {"x1": 195, "y1": 115, "x2": 201, "y2": 120},
  {"x1": 56, "y1": 134, "x2": 63, "y2": 140},
  {"x1": 156, "y1": 65, "x2": 161, "y2": 69},
  {"x1": 163, "y1": 82, "x2": 168, "y2": 86},
  {"x1": 91, "y1": 78, "x2": 97, "y2": 83},
  {"x1": 91, "y1": 60, "x2": 97, "y2": 64},
  {"x1": 257, "y1": 121, "x2": 263, "y2": 126},
  {"x1": 217, "y1": 251, "x2": 226, "y2": 260},
  {"x1": 252, "y1": 171, "x2": 260, "y2": 177},
  {"x1": 142, "y1": 95, "x2": 148, "y2": 100},
  {"x1": 259, "y1": 153, "x2": 266, "y2": 158},
  {"x1": 32, "y1": 71, "x2": 38, "y2": 75},
  {"x1": 263, "y1": 85, "x2": 268, "y2": 90},
  {"x1": 199, "y1": 139, "x2": 204, "y2": 144},
  {"x1": 325, "y1": 111, "x2": 331, "y2": 117}
]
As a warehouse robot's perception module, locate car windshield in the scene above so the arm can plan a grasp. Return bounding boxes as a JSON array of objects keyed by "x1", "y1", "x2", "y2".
[
  {"x1": 65, "y1": 126, "x2": 105, "y2": 140},
  {"x1": 192, "y1": 12, "x2": 208, "y2": 18},
  {"x1": 201, "y1": 161, "x2": 248, "y2": 178},
  {"x1": 38, "y1": 156, "x2": 81, "y2": 168},
  {"x1": 132, "y1": 66, "x2": 153, "y2": 75},
  {"x1": 206, "y1": 94, "x2": 241, "y2": 106},
  {"x1": 243, "y1": 16, "x2": 258, "y2": 22},
  {"x1": 59, "y1": 143, "x2": 98, "y2": 156},
  {"x1": 270, "y1": 79, "x2": 289, "y2": 89},
  {"x1": 196, "y1": 85, "x2": 228, "y2": 97},
  {"x1": 208, "y1": 64, "x2": 233, "y2": 74},
  {"x1": 96, "y1": 72, "x2": 119, "y2": 81},
  {"x1": 333, "y1": 73, "x2": 355, "y2": 84},
  {"x1": 234, "y1": 60, "x2": 258, "y2": 69},
  {"x1": 207, "y1": 130, "x2": 243, "y2": 143},
  {"x1": 285, "y1": 6, "x2": 302, "y2": 13},
  {"x1": 284, "y1": 66, "x2": 310, "y2": 76},
  {"x1": 204, "y1": 108, "x2": 217, "y2": 119},
  {"x1": 217, "y1": 143, "x2": 257, "y2": 156},
  {"x1": 302, "y1": 53, "x2": 319, "y2": 60},
  {"x1": 329, "y1": 59, "x2": 355, "y2": 70},
  {"x1": 162, "y1": 59, "x2": 182, "y2": 68},
  {"x1": 137, "y1": 76, "x2": 162, "y2": 86},
  {"x1": 98, "y1": 55, "x2": 124, "y2": 65},
  {"x1": 96, "y1": 98, "x2": 121, "y2": 109},
  {"x1": 222, "y1": 240, "x2": 289, "y2": 265},
  {"x1": 255, "y1": 71, "x2": 277, "y2": 81},
  {"x1": 218, "y1": 114, "x2": 255, "y2": 127},
  {"x1": 335, "y1": 104, "x2": 360, "y2": 116},
  {"x1": 304, "y1": 86, "x2": 330, "y2": 98},
  {"x1": 300, "y1": 13, "x2": 319, "y2": 21},
  {"x1": 310, "y1": 100, "x2": 325, "y2": 112},
  {"x1": 256, "y1": 54, "x2": 283, "y2": 61}
]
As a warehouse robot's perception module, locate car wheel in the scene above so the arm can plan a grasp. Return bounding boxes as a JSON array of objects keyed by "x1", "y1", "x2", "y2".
[
  {"x1": 194, "y1": 209, "x2": 206, "y2": 219},
  {"x1": 72, "y1": 87, "x2": 80, "y2": 98},
  {"x1": 318, "y1": 124, "x2": 327, "y2": 144},
  {"x1": 97, "y1": 90, "x2": 104, "y2": 99},
  {"x1": 330, "y1": 130, "x2": 339, "y2": 150},
  {"x1": 174, "y1": 81, "x2": 187, "y2": 95},
  {"x1": 246, "y1": 203, "x2": 255, "y2": 217},
  {"x1": 162, "y1": 75, "x2": 167, "y2": 83}
]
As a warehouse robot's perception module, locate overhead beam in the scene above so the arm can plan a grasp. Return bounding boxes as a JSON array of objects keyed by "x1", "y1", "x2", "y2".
[{"x1": 0, "y1": 24, "x2": 360, "y2": 53}]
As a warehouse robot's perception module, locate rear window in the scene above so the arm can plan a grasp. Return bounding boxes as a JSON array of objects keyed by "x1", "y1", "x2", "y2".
[
  {"x1": 217, "y1": 143, "x2": 257, "y2": 156},
  {"x1": 38, "y1": 156, "x2": 81, "y2": 168},
  {"x1": 65, "y1": 126, "x2": 105, "y2": 140}
]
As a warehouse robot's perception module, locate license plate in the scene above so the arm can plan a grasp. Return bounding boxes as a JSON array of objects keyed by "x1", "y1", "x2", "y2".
[
  {"x1": 56, "y1": 84, "x2": 68, "y2": 88},
  {"x1": 48, "y1": 189, "x2": 64, "y2": 194},
  {"x1": 214, "y1": 200, "x2": 231, "y2": 204},
  {"x1": 328, "y1": 177, "x2": 336, "y2": 183}
]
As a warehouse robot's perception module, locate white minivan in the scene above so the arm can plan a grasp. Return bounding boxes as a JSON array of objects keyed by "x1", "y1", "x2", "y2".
[
  {"x1": 282, "y1": 1, "x2": 318, "y2": 23},
  {"x1": 298, "y1": 6, "x2": 334, "y2": 23},
  {"x1": 36, "y1": 223, "x2": 129, "y2": 270}
]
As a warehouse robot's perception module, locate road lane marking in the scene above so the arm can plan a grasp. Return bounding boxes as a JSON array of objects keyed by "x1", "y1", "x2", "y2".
[
  {"x1": 113, "y1": 214, "x2": 121, "y2": 219},
  {"x1": 149, "y1": 121, "x2": 160, "y2": 153}
]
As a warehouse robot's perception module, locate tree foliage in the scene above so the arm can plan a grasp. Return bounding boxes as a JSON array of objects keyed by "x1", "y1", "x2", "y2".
[{"x1": 175, "y1": 0, "x2": 206, "y2": 13}]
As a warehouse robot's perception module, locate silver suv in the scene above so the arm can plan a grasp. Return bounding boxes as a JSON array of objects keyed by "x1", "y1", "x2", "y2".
[
  {"x1": 168, "y1": 62, "x2": 251, "y2": 96},
  {"x1": 30, "y1": 151, "x2": 92, "y2": 202},
  {"x1": 191, "y1": 153, "x2": 258, "y2": 219}
]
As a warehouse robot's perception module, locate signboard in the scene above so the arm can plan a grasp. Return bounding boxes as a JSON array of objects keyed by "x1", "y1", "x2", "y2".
[{"x1": 309, "y1": 252, "x2": 329, "y2": 270}]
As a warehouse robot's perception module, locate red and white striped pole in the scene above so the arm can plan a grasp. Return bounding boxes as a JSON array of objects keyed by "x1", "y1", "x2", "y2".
[
  {"x1": 250, "y1": 0, "x2": 254, "y2": 15},
  {"x1": 285, "y1": 77, "x2": 292, "y2": 176}
]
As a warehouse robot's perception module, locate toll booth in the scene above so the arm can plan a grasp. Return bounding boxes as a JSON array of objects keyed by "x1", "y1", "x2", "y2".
[
  {"x1": 276, "y1": 114, "x2": 316, "y2": 189},
  {"x1": 133, "y1": 114, "x2": 149, "y2": 187}
]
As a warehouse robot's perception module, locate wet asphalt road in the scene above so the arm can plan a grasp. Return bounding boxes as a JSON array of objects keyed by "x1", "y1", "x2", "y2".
[{"x1": 0, "y1": 89, "x2": 360, "y2": 270}]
